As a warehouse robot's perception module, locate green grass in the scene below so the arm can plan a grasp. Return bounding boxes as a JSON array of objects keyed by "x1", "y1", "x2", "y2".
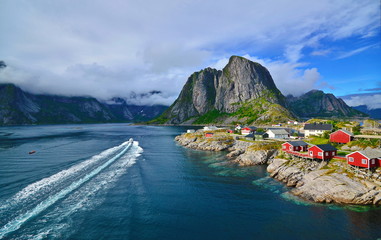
[
  {"x1": 308, "y1": 136, "x2": 330, "y2": 145},
  {"x1": 346, "y1": 138, "x2": 381, "y2": 149},
  {"x1": 193, "y1": 109, "x2": 229, "y2": 124}
]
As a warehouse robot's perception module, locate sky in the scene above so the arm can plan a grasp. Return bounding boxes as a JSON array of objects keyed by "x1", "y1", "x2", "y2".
[{"x1": 0, "y1": 0, "x2": 380, "y2": 107}]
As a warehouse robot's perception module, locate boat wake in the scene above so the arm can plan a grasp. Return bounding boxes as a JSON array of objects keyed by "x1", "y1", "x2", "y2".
[{"x1": 0, "y1": 139, "x2": 142, "y2": 239}]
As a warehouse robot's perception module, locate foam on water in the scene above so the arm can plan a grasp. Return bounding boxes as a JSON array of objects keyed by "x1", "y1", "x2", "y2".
[
  {"x1": 0, "y1": 139, "x2": 141, "y2": 239},
  {"x1": 0, "y1": 140, "x2": 131, "y2": 212}
]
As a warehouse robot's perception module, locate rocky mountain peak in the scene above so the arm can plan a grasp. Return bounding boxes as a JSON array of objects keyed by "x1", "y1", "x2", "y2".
[
  {"x1": 215, "y1": 56, "x2": 284, "y2": 113},
  {"x1": 153, "y1": 55, "x2": 293, "y2": 124}
]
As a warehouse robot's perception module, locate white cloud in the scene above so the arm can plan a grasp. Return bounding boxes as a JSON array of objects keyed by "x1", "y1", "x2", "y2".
[
  {"x1": 0, "y1": 0, "x2": 379, "y2": 105},
  {"x1": 335, "y1": 44, "x2": 377, "y2": 60},
  {"x1": 344, "y1": 94, "x2": 381, "y2": 109},
  {"x1": 311, "y1": 49, "x2": 331, "y2": 56}
]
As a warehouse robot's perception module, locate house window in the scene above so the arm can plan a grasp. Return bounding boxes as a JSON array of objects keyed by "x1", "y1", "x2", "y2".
[
  {"x1": 362, "y1": 159, "x2": 367, "y2": 165},
  {"x1": 349, "y1": 157, "x2": 354, "y2": 162},
  {"x1": 371, "y1": 159, "x2": 375, "y2": 164},
  {"x1": 332, "y1": 152, "x2": 335, "y2": 156},
  {"x1": 290, "y1": 146, "x2": 292, "y2": 151},
  {"x1": 310, "y1": 151, "x2": 313, "y2": 156},
  {"x1": 318, "y1": 152, "x2": 323, "y2": 156},
  {"x1": 325, "y1": 152, "x2": 328, "y2": 156}
]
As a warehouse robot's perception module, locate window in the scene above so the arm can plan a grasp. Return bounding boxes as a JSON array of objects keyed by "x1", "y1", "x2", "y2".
[
  {"x1": 318, "y1": 152, "x2": 323, "y2": 156},
  {"x1": 371, "y1": 159, "x2": 375, "y2": 164},
  {"x1": 325, "y1": 152, "x2": 328, "y2": 156},
  {"x1": 310, "y1": 151, "x2": 313, "y2": 156},
  {"x1": 290, "y1": 146, "x2": 292, "y2": 151},
  {"x1": 362, "y1": 159, "x2": 367, "y2": 165},
  {"x1": 349, "y1": 157, "x2": 354, "y2": 162},
  {"x1": 332, "y1": 152, "x2": 335, "y2": 156}
]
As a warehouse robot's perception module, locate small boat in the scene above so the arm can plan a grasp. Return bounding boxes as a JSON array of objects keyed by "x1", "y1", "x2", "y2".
[{"x1": 29, "y1": 150, "x2": 36, "y2": 155}]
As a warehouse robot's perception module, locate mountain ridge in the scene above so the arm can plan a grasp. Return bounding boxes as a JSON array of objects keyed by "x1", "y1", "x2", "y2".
[{"x1": 0, "y1": 83, "x2": 167, "y2": 125}]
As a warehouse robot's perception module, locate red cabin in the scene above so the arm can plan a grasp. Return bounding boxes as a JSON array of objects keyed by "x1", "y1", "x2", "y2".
[
  {"x1": 308, "y1": 144, "x2": 337, "y2": 160},
  {"x1": 205, "y1": 132, "x2": 214, "y2": 138},
  {"x1": 241, "y1": 127, "x2": 252, "y2": 135},
  {"x1": 329, "y1": 129, "x2": 354, "y2": 144},
  {"x1": 227, "y1": 129, "x2": 234, "y2": 134},
  {"x1": 282, "y1": 141, "x2": 308, "y2": 152},
  {"x1": 346, "y1": 150, "x2": 381, "y2": 169}
]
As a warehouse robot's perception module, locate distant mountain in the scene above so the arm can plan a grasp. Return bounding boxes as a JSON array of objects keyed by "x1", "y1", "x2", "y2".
[
  {"x1": 353, "y1": 105, "x2": 381, "y2": 119},
  {"x1": 151, "y1": 56, "x2": 295, "y2": 125},
  {"x1": 286, "y1": 90, "x2": 367, "y2": 118},
  {"x1": 0, "y1": 83, "x2": 167, "y2": 125}
]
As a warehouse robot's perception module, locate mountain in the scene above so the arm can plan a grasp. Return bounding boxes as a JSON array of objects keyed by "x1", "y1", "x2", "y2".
[
  {"x1": 0, "y1": 83, "x2": 167, "y2": 125},
  {"x1": 286, "y1": 90, "x2": 367, "y2": 118},
  {"x1": 353, "y1": 105, "x2": 381, "y2": 119},
  {"x1": 152, "y1": 56, "x2": 295, "y2": 125}
]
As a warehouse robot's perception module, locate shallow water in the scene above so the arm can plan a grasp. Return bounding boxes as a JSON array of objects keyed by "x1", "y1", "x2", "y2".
[{"x1": 0, "y1": 124, "x2": 380, "y2": 239}]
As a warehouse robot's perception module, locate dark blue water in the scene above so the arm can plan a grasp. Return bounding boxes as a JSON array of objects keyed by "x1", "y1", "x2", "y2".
[{"x1": 0, "y1": 124, "x2": 380, "y2": 240}]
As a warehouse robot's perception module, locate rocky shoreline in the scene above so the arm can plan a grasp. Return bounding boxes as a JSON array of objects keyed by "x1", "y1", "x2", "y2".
[{"x1": 175, "y1": 131, "x2": 381, "y2": 205}]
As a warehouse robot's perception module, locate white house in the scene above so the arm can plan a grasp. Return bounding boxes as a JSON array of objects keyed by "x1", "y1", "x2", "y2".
[
  {"x1": 203, "y1": 126, "x2": 218, "y2": 131},
  {"x1": 266, "y1": 129, "x2": 290, "y2": 139},
  {"x1": 304, "y1": 123, "x2": 332, "y2": 137}
]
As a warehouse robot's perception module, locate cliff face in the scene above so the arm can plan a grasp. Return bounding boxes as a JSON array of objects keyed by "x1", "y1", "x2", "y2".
[
  {"x1": 154, "y1": 56, "x2": 293, "y2": 124},
  {"x1": 0, "y1": 84, "x2": 167, "y2": 125},
  {"x1": 287, "y1": 90, "x2": 367, "y2": 118},
  {"x1": 215, "y1": 56, "x2": 285, "y2": 113},
  {"x1": 159, "y1": 68, "x2": 221, "y2": 124}
]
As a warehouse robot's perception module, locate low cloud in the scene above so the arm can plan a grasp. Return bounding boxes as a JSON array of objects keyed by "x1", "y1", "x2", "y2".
[{"x1": 342, "y1": 92, "x2": 381, "y2": 109}]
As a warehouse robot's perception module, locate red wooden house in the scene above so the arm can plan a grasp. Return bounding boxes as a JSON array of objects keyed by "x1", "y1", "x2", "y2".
[
  {"x1": 227, "y1": 129, "x2": 234, "y2": 134},
  {"x1": 282, "y1": 141, "x2": 308, "y2": 152},
  {"x1": 241, "y1": 127, "x2": 252, "y2": 135},
  {"x1": 346, "y1": 150, "x2": 381, "y2": 168},
  {"x1": 205, "y1": 132, "x2": 214, "y2": 138},
  {"x1": 329, "y1": 129, "x2": 354, "y2": 144},
  {"x1": 308, "y1": 144, "x2": 337, "y2": 160}
]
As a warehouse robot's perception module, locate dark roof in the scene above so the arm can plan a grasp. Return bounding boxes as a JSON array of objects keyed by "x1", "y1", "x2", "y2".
[
  {"x1": 304, "y1": 123, "x2": 332, "y2": 131},
  {"x1": 255, "y1": 132, "x2": 267, "y2": 135},
  {"x1": 285, "y1": 141, "x2": 308, "y2": 147},
  {"x1": 245, "y1": 133, "x2": 254, "y2": 138},
  {"x1": 315, "y1": 144, "x2": 337, "y2": 151}
]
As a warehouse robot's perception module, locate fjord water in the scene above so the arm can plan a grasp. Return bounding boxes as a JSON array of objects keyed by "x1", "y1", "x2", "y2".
[{"x1": 0, "y1": 124, "x2": 380, "y2": 239}]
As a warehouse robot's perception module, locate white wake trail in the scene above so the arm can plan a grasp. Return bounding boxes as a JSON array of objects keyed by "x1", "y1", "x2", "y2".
[
  {"x1": 0, "y1": 140, "x2": 131, "y2": 212},
  {"x1": 0, "y1": 139, "x2": 138, "y2": 240}
]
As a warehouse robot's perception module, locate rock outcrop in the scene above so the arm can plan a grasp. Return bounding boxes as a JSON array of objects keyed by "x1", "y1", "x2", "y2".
[
  {"x1": 175, "y1": 131, "x2": 277, "y2": 166},
  {"x1": 268, "y1": 158, "x2": 381, "y2": 205}
]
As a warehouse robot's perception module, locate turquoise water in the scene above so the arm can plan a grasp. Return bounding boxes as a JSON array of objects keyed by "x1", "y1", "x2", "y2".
[{"x1": 0, "y1": 124, "x2": 380, "y2": 239}]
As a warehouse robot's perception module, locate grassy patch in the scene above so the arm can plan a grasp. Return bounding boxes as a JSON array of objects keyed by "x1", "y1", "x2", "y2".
[
  {"x1": 193, "y1": 109, "x2": 229, "y2": 124},
  {"x1": 308, "y1": 136, "x2": 330, "y2": 145},
  {"x1": 247, "y1": 141, "x2": 282, "y2": 151}
]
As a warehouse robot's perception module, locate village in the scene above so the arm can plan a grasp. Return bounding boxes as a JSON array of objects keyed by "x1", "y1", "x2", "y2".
[{"x1": 188, "y1": 119, "x2": 381, "y2": 171}]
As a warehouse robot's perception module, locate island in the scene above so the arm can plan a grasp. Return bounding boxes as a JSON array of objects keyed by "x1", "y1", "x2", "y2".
[{"x1": 175, "y1": 126, "x2": 381, "y2": 205}]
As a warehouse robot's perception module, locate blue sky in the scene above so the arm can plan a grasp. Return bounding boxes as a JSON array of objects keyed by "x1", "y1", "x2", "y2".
[{"x1": 0, "y1": 0, "x2": 380, "y2": 107}]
